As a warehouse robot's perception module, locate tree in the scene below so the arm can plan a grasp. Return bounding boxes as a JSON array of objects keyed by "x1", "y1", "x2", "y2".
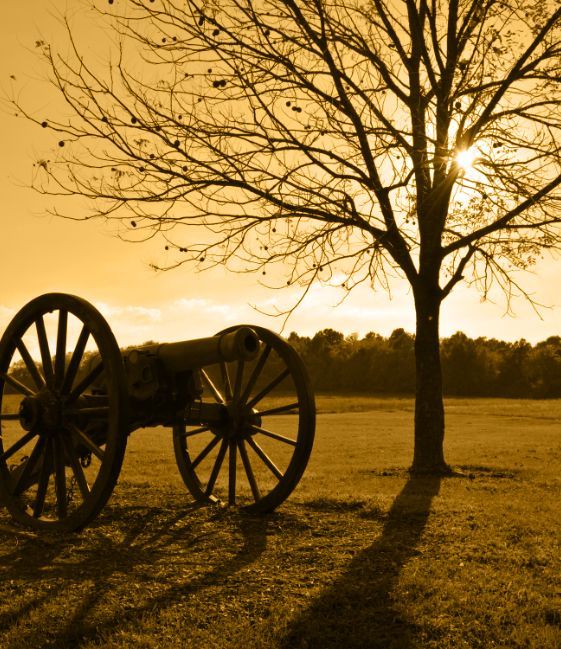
[{"x1": 9, "y1": 0, "x2": 561, "y2": 473}]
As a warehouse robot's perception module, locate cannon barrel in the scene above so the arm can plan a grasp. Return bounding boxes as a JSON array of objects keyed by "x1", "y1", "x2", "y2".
[{"x1": 134, "y1": 326, "x2": 260, "y2": 373}]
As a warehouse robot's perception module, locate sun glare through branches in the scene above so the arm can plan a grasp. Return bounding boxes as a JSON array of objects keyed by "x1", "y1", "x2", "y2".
[{"x1": 456, "y1": 147, "x2": 478, "y2": 171}]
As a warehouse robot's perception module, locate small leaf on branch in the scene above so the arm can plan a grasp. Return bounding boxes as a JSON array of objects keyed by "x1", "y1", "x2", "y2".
[{"x1": 198, "y1": 16, "x2": 205, "y2": 26}]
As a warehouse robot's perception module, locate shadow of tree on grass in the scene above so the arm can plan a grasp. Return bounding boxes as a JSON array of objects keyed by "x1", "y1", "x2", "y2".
[{"x1": 280, "y1": 475, "x2": 442, "y2": 649}]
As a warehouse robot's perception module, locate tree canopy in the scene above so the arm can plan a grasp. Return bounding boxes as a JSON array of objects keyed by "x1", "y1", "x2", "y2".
[{"x1": 12, "y1": 0, "x2": 561, "y2": 301}]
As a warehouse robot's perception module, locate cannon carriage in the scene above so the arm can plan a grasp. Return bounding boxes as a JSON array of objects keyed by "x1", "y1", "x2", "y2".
[{"x1": 0, "y1": 293, "x2": 315, "y2": 531}]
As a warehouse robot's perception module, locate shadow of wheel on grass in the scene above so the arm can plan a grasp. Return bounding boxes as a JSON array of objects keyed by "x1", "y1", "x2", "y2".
[
  {"x1": 0, "y1": 500, "x2": 272, "y2": 648},
  {"x1": 280, "y1": 474, "x2": 442, "y2": 649}
]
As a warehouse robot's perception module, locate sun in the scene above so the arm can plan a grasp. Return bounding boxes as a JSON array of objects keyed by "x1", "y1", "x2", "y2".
[{"x1": 456, "y1": 147, "x2": 478, "y2": 170}]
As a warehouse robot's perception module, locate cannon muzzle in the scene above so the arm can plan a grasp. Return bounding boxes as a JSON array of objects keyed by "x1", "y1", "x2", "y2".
[{"x1": 139, "y1": 326, "x2": 260, "y2": 373}]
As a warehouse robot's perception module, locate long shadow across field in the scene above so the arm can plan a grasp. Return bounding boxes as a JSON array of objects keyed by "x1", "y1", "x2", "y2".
[{"x1": 281, "y1": 474, "x2": 442, "y2": 649}]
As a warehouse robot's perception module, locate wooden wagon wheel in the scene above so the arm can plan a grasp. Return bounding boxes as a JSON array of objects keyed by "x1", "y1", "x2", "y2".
[
  {"x1": 173, "y1": 326, "x2": 315, "y2": 512},
  {"x1": 0, "y1": 293, "x2": 128, "y2": 531}
]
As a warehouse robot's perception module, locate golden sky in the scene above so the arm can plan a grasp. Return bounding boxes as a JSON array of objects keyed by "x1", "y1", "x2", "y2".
[{"x1": 1, "y1": 0, "x2": 560, "y2": 347}]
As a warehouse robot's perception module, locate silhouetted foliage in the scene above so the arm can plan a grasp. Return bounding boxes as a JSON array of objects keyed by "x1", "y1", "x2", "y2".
[{"x1": 289, "y1": 329, "x2": 561, "y2": 398}]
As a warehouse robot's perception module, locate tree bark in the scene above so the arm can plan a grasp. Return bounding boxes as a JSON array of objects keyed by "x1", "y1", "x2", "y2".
[{"x1": 411, "y1": 287, "x2": 449, "y2": 474}]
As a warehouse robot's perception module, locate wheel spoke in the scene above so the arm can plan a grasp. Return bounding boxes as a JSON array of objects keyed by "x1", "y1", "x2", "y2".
[
  {"x1": 36, "y1": 316, "x2": 54, "y2": 387},
  {"x1": 33, "y1": 438, "x2": 53, "y2": 518},
  {"x1": 191, "y1": 434, "x2": 221, "y2": 470},
  {"x1": 250, "y1": 425, "x2": 297, "y2": 446},
  {"x1": 200, "y1": 369, "x2": 226, "y2": 403},
  {"x1": 0, "y1": 430, "x2": 38, "y2": 462},
  {"x1": 16, "y1": 341, "x2": 45, "y2": 390},
  {"x1": 246, "y1": 368, "x2": 290, "y2": 409},
  {"x1": 61, "y1": 324, "x2": 90, "y2": 394},
  {"x1": 205, "y1": 438, "x2": 228, "y2": 496},
  {"x1": 238, "y1": 439, "x2": 261, "y2": 502},
  {"x1": 246, "y1": 436, "x2": 283, "y2": 480},
  {"x1": 13, "y1": 436, "x2": 46, "y2": 495},
  {"x1": 53, "y1": 436, "x2": 67, "y2": 519},
  {"x1": 178, "y1": 425, "x2": 210, "y2": 438},
  {"x1": 54, "y1": 310, "x2": 68, "y2": 389},
  {"x1": 220, "y1": 362, "x2": 233, "y2": 402},
  {"x1": 239, "y1": 344, "x2": 271, "y2": 406},
  {"x1": 232, "y1": 360, "x2": 245, "y2": 404},
  {"x1": 200, "y1": 369, "x2": 225, "y2": 404},
  {"x1": 258, "y1": 402, "x2": 300, "y2": 417},
  {"x1": 61, "y1": 434, "x2": 90, "y2": 500},
  {"x1": 0, "y1": 372, "x2": 35, "y2": 397},
  {"x1": 68, "y1": 423, "x2": 105, "y2": 461},
  {"x1": 67, "y1": 362, "x2": 104, "y2": 402},
  {"x1": 228, "y1": 440, "x2": 237, "y2": 505}
]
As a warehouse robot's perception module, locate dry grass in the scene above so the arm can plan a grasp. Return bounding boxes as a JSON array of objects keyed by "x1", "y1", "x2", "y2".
[{"x1": 0, "y1": 396, "x2": 560, "y2": 648}]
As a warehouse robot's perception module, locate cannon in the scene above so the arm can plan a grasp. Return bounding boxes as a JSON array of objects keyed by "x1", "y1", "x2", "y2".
[{"x1": 0, "y1": 293, "x2": 315, "y2": 531}]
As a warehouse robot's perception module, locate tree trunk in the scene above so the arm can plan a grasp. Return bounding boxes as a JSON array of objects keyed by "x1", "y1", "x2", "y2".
[{"x1": 411, "y1": 288, "x2": 449, "y2": 474}]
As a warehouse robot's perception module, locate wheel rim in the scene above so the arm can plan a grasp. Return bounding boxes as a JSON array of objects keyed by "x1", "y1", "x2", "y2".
[
  {"x1": 173, "y1": 326, "x2": 315, "y2": 512},
  {"x1": 0, "y1": 293, "x2": 128, "y2": 531}
]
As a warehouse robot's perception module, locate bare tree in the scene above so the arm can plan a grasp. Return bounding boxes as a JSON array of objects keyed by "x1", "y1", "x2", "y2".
[{"x1": 9, "y1": 0, "x2": 561, "y2": 472}]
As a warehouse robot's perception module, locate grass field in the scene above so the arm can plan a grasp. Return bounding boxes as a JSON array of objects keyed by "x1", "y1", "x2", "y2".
[{"x1": 1, "y1": 395, "x2": 560, "y2": 648}]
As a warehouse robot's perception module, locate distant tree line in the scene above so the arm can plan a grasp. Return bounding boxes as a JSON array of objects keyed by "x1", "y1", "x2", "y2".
[
  {"x1": 287, "y1": 329, "x2": 561, "y2": 399},
  {"x1": 5, "y1": 330, "x2": 561, "y2": 399}
]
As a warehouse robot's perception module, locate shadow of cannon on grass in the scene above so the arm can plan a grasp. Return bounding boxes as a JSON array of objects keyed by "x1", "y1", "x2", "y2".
[
  {"x1": 0, "y1": 496, "x2": 273, "y2": 648},
  {"x1": 280, "y1": 474, "x2": 442, "y2": 649}
]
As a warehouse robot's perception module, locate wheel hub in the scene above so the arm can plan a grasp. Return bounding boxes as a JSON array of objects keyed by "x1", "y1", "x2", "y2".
[
  {"x1": 19, "y1": 392, "x2": 64, "y2": 433},
  {"x1": 221, "y1": 403, "x2": 262, "y2": 439}
]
